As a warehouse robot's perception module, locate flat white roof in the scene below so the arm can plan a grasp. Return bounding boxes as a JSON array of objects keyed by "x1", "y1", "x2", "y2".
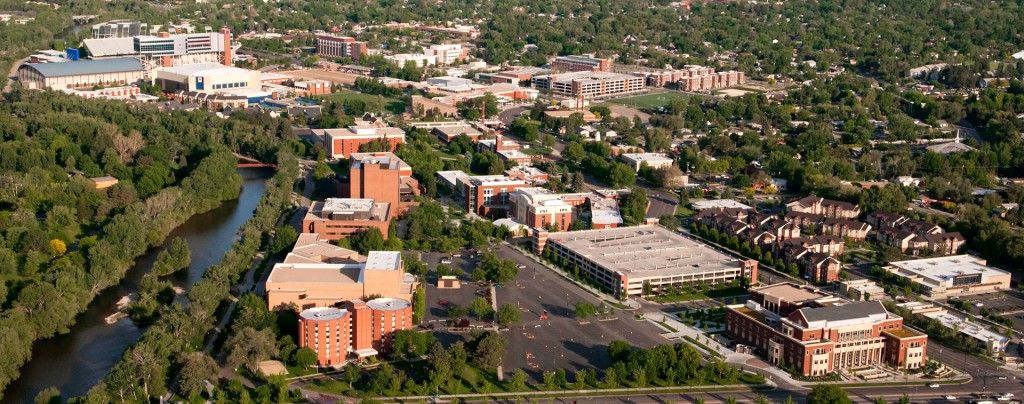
[
  {"x1": 323, "y1": 198, "x2": 375, "y2": 213},
  {"x1": 83, "y1": 37, "x2": 135, "y2": 57},
  {"x1": 467, "y1": 175, "x2": 527, "y2": 187},
  {"x1": 923, "y1": 311, "x2": 1008, "y2": 348},
  {"x1": 366, "y1": 297, "x2": 411, "y2": 311},
  {"x1": 437, "y1": 170, "x2": 469, "y2": 186},
  {"x1": 499, "y1": 150, "x2": 530, "y2": 159},
  {"x1": 160, "y1": 63, "x2": 255, "y2": 77},
  {"x1": 889, "y1": 255, "x2": 1009, "y2": 283},
  {"x1": 691, "y1": 199, "x2": 754, "y2": 211},
  {"x1": 547, "y1": 225, "x2": 739, "y2": 279},
  {"x1": 300, "y1": 306, "x2": 348, "y2": 321},
  {"x1": 365, "y1": 251, "x2": 402, "y2": 271},
  {"x1": 591, "y1": 208, "x2": 623, "y2": 225},
  {"x1": 621, "y1": 153, "x2": 673, "y2": 163}
]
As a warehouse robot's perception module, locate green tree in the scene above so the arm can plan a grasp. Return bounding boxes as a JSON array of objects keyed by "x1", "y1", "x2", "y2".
[
  {"x1": 619, "y1": 188, "x2": 649, "y2": 226},
  {"x1": 343, "y1": 364, "x2": 361, "y2": 389},
  {"x1": 179, "y1": 353, "x2": 218, "y2": 398},
  {"x1": 574, "y1": 301, "x2": 597, "y2": 319},
  {"x1": 292, "y1": 347, "x2": 318, "y2": 368},
  {"x1": 33, "y1": 387, "x2": 61, "y2": 404},
  {"x1": 497, "y1": 303, "x2": 522, "y2": 325},
  {"x1": 412, "y1": 284, "x2": 426, "y2": 323},
  {"x1": 471, "y1": 296, "x2": 495, "y2": 320},
  {"x1": 152, "y1": 237, "x2": 191, "y2": 276},
  {"x1": 607, "y1": 162, "x2": 637, "y2": 188},
  {"x1": 350, "y1": 227, "x2": 386, "y2": 255},
  {"x1": 806, "y1": 384, "x2": 852, "y2": 404},
  {"x1": 509, "y1": 368, "x2": 527, "y2": 391},
  {"x1": 270, "y1": 225, "x2": 299, "y2": 255},
  {"x1": 226, "y1": 327, "x2": 279, "y2": 372},
  {"x1": 471, "y1": 331, "x2": 507, "y2": 369},
  {"x1": 391, "y1": 329, "x2": 434, "y2": 359},
  {"x1": 472, "y1": 252, "x2": 519, "y2": 283},
  {"x1": 607, "y1": 340, "x2": 632, "y2": 363}
]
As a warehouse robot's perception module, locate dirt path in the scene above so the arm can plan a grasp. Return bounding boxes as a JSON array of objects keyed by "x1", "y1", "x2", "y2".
[{"x1": 3, "y1": 57, "x2": 27, "y2": 93}]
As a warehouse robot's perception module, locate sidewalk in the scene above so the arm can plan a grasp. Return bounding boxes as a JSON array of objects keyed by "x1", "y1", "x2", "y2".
[
  {"x1": 354, "y1": 383, "x2": 770, "y2": 403},
  {"x1": 504, "y1": 241, "x2": 642, "y2": 310}
]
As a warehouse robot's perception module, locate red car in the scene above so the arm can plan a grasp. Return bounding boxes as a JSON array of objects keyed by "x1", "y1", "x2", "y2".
[{"x1": 439, "y1": 300, "x2": 449, "y2": 306}]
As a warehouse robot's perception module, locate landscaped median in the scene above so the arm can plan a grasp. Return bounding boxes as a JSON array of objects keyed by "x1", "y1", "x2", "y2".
[{"x1": 370, "y1": 383, "x2": 773, "y2": 403}]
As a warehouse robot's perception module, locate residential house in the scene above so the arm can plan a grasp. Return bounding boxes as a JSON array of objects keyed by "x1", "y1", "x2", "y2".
[{"x1": 786, "y1": 196, "x2": 860, "y2": 219}]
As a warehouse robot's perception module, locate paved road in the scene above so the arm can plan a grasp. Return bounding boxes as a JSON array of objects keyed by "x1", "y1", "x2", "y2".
[
  {"x1": 498, "y1": 106, "x2": 530, "y2": 124},
  {"x1": 908, "y1": 203, "x2": 956, "y2": 219}
]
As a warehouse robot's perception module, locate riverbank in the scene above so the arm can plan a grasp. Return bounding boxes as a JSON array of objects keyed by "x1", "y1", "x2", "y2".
[
  {"x1": 81, "y1": 153, "x2": 299, "y2": 402},
  {"x1": 2, "y1": 159, "x2": 264, "y2": 400}
]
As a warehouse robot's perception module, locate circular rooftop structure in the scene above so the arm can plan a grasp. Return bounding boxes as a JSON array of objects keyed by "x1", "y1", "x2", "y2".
[
  {"x1": 366, "y1": 297, "x2": 411, "y2": 311},
  {"x1": 300, "y1": 306, "x2": 348, "y2": 321}
]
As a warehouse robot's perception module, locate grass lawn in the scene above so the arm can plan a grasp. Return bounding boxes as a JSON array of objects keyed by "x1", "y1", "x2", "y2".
[
  {"x1": 328, "y1": 161, "x2": 349, "y2": 177},
  {"x1": 320, "y1": 91, "x2": 406, "y2": 114},
  {"x1": 521, "y1": 147, "x2": 552, "y2": 156},
  {"x1": 607, "y1": 92, "x2": 693, "y2": 109},
  {"x1": 432, "y1": 146, "x2": 463, "y2": 160},
  {"x1": 650, "y1": 286, "x2": 747, "y2": 303},
  {"x1": 683, "y1": 336, "x2": 725, "y2": 359},
  {"x1": 731, "y1": 86, "x2": 767, "y2": 93},
  {"x1": 675, "y1": 205, "x2": 695, "y2": 217}
]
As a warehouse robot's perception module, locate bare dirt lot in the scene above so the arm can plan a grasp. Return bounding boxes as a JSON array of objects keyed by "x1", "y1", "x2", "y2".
[{"x1": 279, "y1": 69, "x2": 363, "y2": 85}]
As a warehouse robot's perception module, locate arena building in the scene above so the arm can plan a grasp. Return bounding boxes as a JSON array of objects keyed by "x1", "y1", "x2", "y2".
[
  {"x1": 84, "y1": 29, "x2": 234, "y2": 71},
  {"x1": 17, "y1": 57, "x2": 145, "y2": 90}
]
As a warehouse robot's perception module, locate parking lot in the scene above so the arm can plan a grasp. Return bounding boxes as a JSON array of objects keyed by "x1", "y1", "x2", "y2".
[
  {"x1": 418, "y1": 250, "x2": 488, "y2": 328},
  {"x1": 492, "y1": 244, "x2": 668, "y2": 382},
  {"x1": 953, "y1": 291, "x2": 1024, "y2": 334}
]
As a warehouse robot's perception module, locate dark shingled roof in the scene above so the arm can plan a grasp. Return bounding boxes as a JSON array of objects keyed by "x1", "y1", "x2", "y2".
[{"x1": 798, "y1": 301, "x2": 886, "y2": 323}]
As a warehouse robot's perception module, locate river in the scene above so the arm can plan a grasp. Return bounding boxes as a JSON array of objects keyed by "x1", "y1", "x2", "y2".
[{"x1": 2, "y1": 168, "x2": 274, "y2": 402}]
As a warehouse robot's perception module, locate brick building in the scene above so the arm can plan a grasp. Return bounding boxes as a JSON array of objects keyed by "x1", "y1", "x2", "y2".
[
  {"x1": 531, "y1": 71, "x2": 645, "y2": 98},
  {"x1": 508, "y1": 188, "x2": 589, "y2": 231},
  {"x1": 551, "y1": 55, "x2": 612, "y2": 72},
  {"x1": 457, "y1": 175, "x2": 529, "y2": 217},
  {"x1": 866, "y1": 211, "x2": 965, "y2": 256},
  {"x1": 726, "y1": 289, "x2": 927, "y2": 377},
  {"x1": 348, "y1": 152, "x2": 418, "y2": 212},
  {"x1": 423, "y1": 44, "x2": 468, "y2": 66},
  {"x1": 786, "y1": 196, "x2": 861, "y2": 219},
  {"x1": 265, "y1": 234, "x2": 417, "y2": 310},
  {"x1": 302, "y1": 198, "x2": 391, "y2": 241},
  {"x1": 315, "y1": 126, "x2": 406, "y2": 159},
  {"x1": 316, "y1": 34, "x2": 368, "y2": 60},
  {"x1": 676, "y1": 71, "x2": 745, "y2": 92},
  {"x1": 298, "y1": 297, "x2": 413, "y2": 366}
]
